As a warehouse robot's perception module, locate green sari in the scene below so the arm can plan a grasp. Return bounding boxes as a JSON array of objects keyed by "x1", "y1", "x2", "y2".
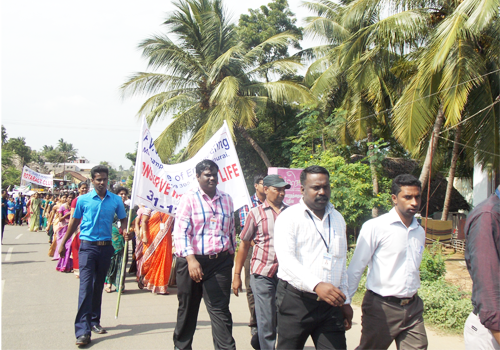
[{"x1": 29, "y1": 198, "x2": 41, "y2": 231}]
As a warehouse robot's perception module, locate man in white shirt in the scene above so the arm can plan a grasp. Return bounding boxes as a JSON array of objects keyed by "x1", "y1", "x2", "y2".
[
  {"x1": 274, "y1": 166, "x2": 353, "y2": 350},
  {"x1": 347, "y1": 174, "x2": 427, "y2": 350}
]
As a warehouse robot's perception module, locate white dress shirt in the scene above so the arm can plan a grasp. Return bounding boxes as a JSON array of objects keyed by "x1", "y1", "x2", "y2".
[
  {"x1": 274, "y1": 199, "x2": 350, "y2": 304},
  {"x1": 347, "y1": 208, "x2": 425, "y2": 299}
]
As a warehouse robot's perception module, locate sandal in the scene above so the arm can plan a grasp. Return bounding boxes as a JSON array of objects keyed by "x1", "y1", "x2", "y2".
[
  {"x1": 138, "y1": 276, "x2": 145, "y2": 290},
  {"x1": 104, "y1": 284, "x2": 112, "y2": 293}
]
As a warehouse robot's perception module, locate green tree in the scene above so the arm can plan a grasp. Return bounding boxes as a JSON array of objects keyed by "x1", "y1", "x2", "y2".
[
  {"x1": 391, "y1": 0, "x2": 500, "y2": 215},
  {"x1": 5, "y1": 137, "x2": 32, "y2": 166},
  {"x1": 121, "y1": 0, "x2": 312, "y2": 167},
  {"x1": 237, "y1": 0, "x2": 302, "y2": 81},
  {"x1": 1, "y1": 125, "x2": 8, "y2": 146}
]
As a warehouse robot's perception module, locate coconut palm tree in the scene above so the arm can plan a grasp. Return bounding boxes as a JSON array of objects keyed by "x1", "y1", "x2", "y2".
[
  {"x1": 301, "y1": 0, "x2": 429, "y2": 216},
  {"x1": 392, "y1": 0, "x2": 500, "y2": 216},
  {"x1": 122, "y1": 0, "x2": 312, "y2": 166}
]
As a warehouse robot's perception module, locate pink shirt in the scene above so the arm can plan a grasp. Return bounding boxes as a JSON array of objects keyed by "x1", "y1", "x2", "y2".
[{"x1": 174, "y1": 185, "x2": 235, "y2": 257}]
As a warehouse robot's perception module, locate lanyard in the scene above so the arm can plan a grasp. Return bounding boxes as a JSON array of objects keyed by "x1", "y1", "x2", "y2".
[
  {"x1": 306, "y1": 211, "x2": 331, "y2": 252},
  {"x1": 203, "y1": 196, "x2": 218, "y2": 217}
]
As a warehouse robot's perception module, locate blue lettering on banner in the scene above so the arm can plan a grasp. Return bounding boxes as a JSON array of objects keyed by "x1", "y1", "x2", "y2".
[{"x1": 209, "y1": 138, "x2": 230, "y2": 154}]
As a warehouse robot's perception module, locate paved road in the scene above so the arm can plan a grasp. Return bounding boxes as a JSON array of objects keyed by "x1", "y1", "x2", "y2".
[{"x1": 2, "y1": 225, "x2": 464, "y2": 349}]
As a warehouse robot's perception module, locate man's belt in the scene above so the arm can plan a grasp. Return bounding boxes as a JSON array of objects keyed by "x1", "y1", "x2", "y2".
[
  {"x1": 369, "y1": 290, "x2": 415, "y2": 306},
  {"x1": 81, "y1": 240, "x2": 112, "y2": 246},
  {"x1": 281, "y1": 280, "x2": 319, "y2": 301},
  {"x1": 195, "y1": 250, "x2": 230, "y2": 260}
]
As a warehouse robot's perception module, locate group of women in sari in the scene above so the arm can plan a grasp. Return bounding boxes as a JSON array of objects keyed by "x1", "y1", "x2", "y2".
[{"x1": 41, "y1": 184, "x2": 175, "y2": 296}]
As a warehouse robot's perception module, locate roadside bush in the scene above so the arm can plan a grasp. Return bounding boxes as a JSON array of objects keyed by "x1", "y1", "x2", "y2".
[
  {"x1": 420, "y1": 243, "x2": 447, "y2": 282},
  {"x1": 419, "y1": 279, "x2": 472, "y2": 331}
]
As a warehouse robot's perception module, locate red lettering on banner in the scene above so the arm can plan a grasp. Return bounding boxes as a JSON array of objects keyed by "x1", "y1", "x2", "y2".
[
  {"x1": 232, "y1": 164, "x2": 240, "y2": 177},
  {"x1": 218, "y1": 169, "x2": 227, "y2": 182},
  {"x1": 159, "y1": 179, "x2": 171, "y2": 195}
]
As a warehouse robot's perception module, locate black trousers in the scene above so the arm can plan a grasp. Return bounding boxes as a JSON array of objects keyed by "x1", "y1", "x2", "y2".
[
  {"x1": 15, "y1": 209, "x2": 23, "y2": 225},
  {"x1": 276, "y1": 279, "x2": 346, "y2": 350},
  {"x1": 173, "y1": 253, "x2": 236, "y2": 350}
]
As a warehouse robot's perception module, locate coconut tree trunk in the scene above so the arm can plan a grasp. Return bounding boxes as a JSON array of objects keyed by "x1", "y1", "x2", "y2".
[
  {"x1": 420, "y1": 108, "x2": 445, "y2": 191},
  {"x1": 237, "y1": 127, "x2": 272, "y2": 168},
  {"x1": 441, "y1": 123, "x2": 462, "y2": 221},
  {"x1": 367, "y1": 127, "x2": 379, "y2": 217}
]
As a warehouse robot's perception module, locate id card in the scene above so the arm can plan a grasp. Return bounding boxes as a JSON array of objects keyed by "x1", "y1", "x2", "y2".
[
  {"x1": 160, "y1": 222, "x2": 165, "y2": 230},
  {"x1": 209, "y1": 217, "x2": 217, "y2": 230},
  {"x1": 322, "y1": 252, "x2": 333, "y2": 270}
]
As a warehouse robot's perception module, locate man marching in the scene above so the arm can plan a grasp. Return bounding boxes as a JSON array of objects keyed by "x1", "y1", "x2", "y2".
[
  {"x1": 59, "y1": 165, "x2": 129, "y2": 347},
  {"x1": 233, "y1": 174, "x2": 290, "y2": 350}
]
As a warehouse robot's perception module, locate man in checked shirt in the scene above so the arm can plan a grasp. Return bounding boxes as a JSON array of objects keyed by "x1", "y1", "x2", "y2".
[
  {"x1": 173, "y1": 159, "x2": 237, "y2": 350},
  {"x1": 238, "y1": 174, "x2": 266, "y2": 336},
  {"x1": 233, "y1": 174, "x2": 291, "y2": 350}
]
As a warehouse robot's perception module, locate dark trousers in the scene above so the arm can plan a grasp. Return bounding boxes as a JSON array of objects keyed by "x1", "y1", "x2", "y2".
[
  {"x1": 244, "y1": 245, "x2": 257, "y2": 327},
  {"x1": 357, "y1": 291, "x2": 428, "y2": 350},
  {"x1": 15, "y1": 209, "x2": 23, "y2": 225},
  {"x1": 75, "y1": 242, "x2": 114, "y2": 338},
  {"x1": 276, "y1": 279, "x2": 346, "y2": 350},
  {"x1": 173, "y1": 253, "x2": 236, "y2": 350},
  {"x1": 1, "y1": 218, "x2": 5, "y2": 242}
]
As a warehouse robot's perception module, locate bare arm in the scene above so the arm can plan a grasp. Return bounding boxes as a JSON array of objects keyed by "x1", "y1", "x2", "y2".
[
  {"x1": 58, "y1": 218, "x2": 80, "y2": 257},
  {"x1": 232, "y1": 240, "x2": 252, "y2": 296}
]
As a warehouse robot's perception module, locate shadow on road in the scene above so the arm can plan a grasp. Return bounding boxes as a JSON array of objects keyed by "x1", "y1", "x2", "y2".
[
  {"x1": 2, "y1": 260, "x2": 46, "y2": 264},
  {"x1": 86, "y1": 320, "x2": 249, "y2": 346}
]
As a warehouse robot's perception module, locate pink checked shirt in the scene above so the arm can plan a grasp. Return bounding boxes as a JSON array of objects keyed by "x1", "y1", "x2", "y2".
[{"x1": 173, "y1": 185, "x2": 236, "y2": 257}]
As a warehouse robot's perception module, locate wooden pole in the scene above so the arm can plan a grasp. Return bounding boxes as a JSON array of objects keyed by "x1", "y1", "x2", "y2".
[
  {"x1": 424, "y1": 133, "x2": 434, "y2": 236},
  {"x1": 115, "y1": 210, "x2": 134, "y2": 319}
]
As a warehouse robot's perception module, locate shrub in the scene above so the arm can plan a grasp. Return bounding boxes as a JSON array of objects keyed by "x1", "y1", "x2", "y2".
[
  {"x1": 420, "y1": 243, "x2": 447, "y2": 282},
  {"x1": 419, "y1": 279, "x2": 472, "y2": 331}
]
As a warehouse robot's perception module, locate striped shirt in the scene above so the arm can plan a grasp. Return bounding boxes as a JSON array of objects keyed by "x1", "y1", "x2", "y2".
[
  {"x1": 240, "y1": 201, "x2": 288, "y2": 277},
  {"x1": 274, "y1": 199, "x2": 350, "y2": 304},
  {"x1": 238, "y1": 193, "x2": 263, "y2": 228},
  {"x1": 173, "y1": 185, "x2": 236, "y2": 257}
]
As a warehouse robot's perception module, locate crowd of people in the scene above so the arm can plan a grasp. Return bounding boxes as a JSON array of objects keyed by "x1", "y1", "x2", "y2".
[{"x1": 2, "y1": 160, "x2": 498, "y2": 350}]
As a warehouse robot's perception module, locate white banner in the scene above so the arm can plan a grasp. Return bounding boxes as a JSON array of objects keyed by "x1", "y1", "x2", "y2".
[
  {"x1": 21, "y1": 166, "x2": 53, "y2": 188},
  {"x1": 130, "y1": 118, "x2": 251, "y2": 215}
]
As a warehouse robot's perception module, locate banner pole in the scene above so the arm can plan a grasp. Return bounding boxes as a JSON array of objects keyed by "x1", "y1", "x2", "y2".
[
  {"x1": 115, "y1": 210, "x2": 134, "y2": 319},
  {"x1": 115, "y1": 117, "x2": 145, "y2": 319}
]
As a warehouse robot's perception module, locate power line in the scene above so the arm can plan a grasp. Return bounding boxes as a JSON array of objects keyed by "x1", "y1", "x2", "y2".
[
  {"x1": 437, "y1": 135, "x2": 500, "y2": 158},
  {"x1": 439, "y1": 97, "x2": 500, "y2": 135}
]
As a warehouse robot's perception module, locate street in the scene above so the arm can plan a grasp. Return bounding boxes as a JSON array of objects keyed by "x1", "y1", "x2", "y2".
[{"x1": 2, "y1": 225, "x2": 464, "y2": 349}]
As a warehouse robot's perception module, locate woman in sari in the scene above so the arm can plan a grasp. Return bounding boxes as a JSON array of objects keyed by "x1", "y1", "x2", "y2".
[
  {"x1": 138, "y1": 207, "x2": 174, "y2": 295},
  {"x1": 28, "y1": 193, "x2": 41, "y2": 232},
  {"x1": 104, "y1": 187, "x2": 132, "y2": 293},
  {"x1": 54, "y1": 193, "x2": 74, "y2": 272}
]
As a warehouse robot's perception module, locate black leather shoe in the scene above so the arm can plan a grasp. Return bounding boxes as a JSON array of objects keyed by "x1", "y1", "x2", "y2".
[
  {"x1": 91, "y1": 325, "x2": 107, "y2": 334},
  {"x1": 75, "y1": 334, "x2": 91, "y2": 346}
]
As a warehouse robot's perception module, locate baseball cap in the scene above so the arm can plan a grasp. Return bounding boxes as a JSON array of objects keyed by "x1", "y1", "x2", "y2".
[{"x1": 263, "y1": 175, "x2": 291, "y2": 189}]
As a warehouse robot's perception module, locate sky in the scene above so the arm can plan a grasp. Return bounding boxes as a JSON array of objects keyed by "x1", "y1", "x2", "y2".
[{"x1": 1, "y1": 0, "x2": 313, "y2": 169}]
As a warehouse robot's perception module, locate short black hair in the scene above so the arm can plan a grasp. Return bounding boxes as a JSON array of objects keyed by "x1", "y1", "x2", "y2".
[
  {"x1": 115, "y1": 186, "x2": 129, "y2": 196},
  {"x1": 391, "y1": 174, "x2": 421, "y2": 196},
  {"x1": 195, "y1": 159, "x2": 218, "y2": 176},
  {"x1": 78, "y1": 182, "x2": 88, "y2": 189},
  {"x1": 91, "y1": 165, "x2": 109, "y2": 179},
  {"x1": 254, "y1": 174, "x2": 266, "y2": 184},
  {"x1": 300, "y1": 166, "x2": 330, "y2": 186}
]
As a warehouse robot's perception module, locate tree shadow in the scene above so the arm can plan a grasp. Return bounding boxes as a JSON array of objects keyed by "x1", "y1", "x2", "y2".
[{"x1": 2, "y1": 260, "x2": 46, "y2": 265}]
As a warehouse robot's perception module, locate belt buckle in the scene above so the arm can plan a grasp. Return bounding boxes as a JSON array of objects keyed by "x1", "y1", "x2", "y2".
[
  {"x1": 97, "y1": 241, "x2": 105, "y2": 246},
  {"x1": 400, "y1": 299, "x2": 410, "y2": 306},
  {"x1": 209, "y1": 253, "x2": 218, "y2": 260}
]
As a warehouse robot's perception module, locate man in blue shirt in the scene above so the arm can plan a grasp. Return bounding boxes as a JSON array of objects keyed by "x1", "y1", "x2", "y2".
[
  {"x1": 14, "y1": 194, "x2": 24, "y2": 225},
  {"x1": 59, "y1": 165, "x2": 129, "y2": 347}
]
